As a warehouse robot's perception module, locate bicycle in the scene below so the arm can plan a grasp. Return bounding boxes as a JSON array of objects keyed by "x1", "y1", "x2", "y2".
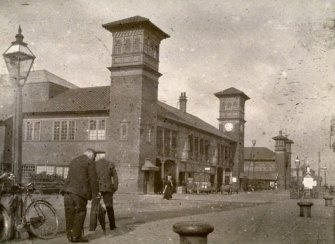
[{"x1": 0, "y1": 174, "x2": 59, "y2": 241}]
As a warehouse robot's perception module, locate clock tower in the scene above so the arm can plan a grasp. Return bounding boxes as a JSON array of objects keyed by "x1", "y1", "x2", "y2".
[{"x1": 215, "y1": 87, "x2": 250, "y2": 187}]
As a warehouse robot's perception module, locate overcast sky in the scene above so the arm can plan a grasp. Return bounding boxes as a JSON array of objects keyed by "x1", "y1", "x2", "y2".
[{"x1": 1, "y1": 0, "x2": 334, "y2": 183}]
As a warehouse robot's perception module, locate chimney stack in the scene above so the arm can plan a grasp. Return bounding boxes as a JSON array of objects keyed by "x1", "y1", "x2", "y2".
[{"x1": 179, "y1": 92, "x2": 187, "y2": 113}]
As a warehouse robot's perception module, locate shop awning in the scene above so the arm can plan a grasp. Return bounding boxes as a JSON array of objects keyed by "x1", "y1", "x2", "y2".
[{"x1": 141, "y1": 159, "x2": 159, "y2": 171}]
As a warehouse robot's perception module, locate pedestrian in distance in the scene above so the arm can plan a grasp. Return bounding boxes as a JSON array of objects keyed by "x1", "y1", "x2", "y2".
[
  {"x1": 163, "y1": 175, "x2": 173, "y2": 200},
  {"x1": 62, "y1": 149, "x2": 99, "y2": 243},
  {"x1": 91, "y1": 152, "x2": 118, "y2": 231}
]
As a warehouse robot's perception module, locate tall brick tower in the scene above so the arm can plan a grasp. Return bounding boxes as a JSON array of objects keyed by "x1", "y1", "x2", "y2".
[
  {"x1": 103, "y1": 16, "x2": 169, "y2": 193},
  {"x1": 272, "y1": 130, "x2": 293, "y2": 189},
  {"x1": 215, "y1": 87, "x2": 249, "y2": 188}
]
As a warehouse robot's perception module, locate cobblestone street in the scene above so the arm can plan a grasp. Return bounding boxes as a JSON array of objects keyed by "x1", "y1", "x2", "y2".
[{"x1": 8, "y1": 190, "x2": 333, "y2": 244}]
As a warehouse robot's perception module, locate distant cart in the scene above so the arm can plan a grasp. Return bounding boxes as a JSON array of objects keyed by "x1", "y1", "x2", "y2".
[
  {"x1": 187, "y1": 181, "x2": 215, "y2": 194},
  {"x1": 30, "y1": 173, "x2": 65, "y2": 194}
]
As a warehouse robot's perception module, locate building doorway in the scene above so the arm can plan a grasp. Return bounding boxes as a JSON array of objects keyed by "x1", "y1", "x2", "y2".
[
  {"x1": 225, "y1": 168, "x2": 231, "y2": 185},
  {"x1": 217, "y1": 167, "x2": 223, "y2": 191},
  {"x1": 154, "y1": 159, "x2": 163, "y2": 193},
  {"x1": 164, "y1": 160, "x2": 176, "y2": 191}
]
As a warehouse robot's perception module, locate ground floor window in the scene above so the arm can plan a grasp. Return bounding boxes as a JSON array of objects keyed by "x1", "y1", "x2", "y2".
[
  {"x1": 36, "y1": 166, "x2": 54, "y2": 175},
  {"x1": 56, "y1": 166, "x2": 69, "y2": 179},
  {"x1": 35, "y1": 165, "x2": 69, "y2": 178},
  {"x1": 22, "y1": 164, "x2": 36, "y2": 179}
]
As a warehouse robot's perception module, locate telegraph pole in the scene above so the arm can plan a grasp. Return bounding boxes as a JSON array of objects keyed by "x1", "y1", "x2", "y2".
[{"x1": 318, "y1": 151, "x2": 321, "y2": 186}]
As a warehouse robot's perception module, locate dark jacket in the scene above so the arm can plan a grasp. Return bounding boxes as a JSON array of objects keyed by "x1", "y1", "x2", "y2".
[
  {"x1": 62, "y1": 155, "x2": 99, "y2": 200},
  {"x1": 95, "y1": 159, "x2": 118, "y2": 193}
]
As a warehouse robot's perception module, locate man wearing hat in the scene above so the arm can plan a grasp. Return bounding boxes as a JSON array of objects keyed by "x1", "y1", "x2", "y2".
[
  {"x1": 62, "y1": 149, "x2": 99, "y2": 242},
  {"x1": 94, "y1": 152, "x2": 118, "y2": 231}
]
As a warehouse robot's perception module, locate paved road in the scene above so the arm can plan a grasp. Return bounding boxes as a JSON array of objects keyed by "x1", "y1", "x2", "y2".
[{"x1": 6, "y1": 191, "x2": 334, "y2": 244}]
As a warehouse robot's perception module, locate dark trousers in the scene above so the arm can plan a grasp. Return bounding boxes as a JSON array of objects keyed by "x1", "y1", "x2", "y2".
[
  {"x1": 64, "y1": 193, "x2": 87, "y2": 239},
  {"x1": 101, "y1": 191, "x2": 116, "y2": 229}
]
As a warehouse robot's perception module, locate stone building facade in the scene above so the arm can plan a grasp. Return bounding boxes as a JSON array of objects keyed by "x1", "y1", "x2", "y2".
[{"x1": 0, "y1": 16, "x2": 250, "y2": 194}]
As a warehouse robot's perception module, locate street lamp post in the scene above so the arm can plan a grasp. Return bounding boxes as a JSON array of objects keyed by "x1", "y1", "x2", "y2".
[
  {"x1": 295, "y1": 156, "x2": 300, "y2": 199},
  {"x1": 251, "y1": 139, "x2": 256, "y2": 188},
  {"x1": 3, "y1": 26, "x2": 35, "y2": 183},
  {"x1": 246, "y1": 140, "x2": 256, "y2": 191},
  {"x1": 320, "y1": 166, "x2": 328, "y2": 187}
]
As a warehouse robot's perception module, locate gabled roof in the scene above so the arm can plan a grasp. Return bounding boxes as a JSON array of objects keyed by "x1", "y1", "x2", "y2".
[
  {"x1": 0, "y1": 70, "x2": 78, "y2": 89},
  {"x1": 158, "y1": 101, "x2": 235, "y2": 141},
  {"x1": 244, "y1": 147, "x2": 275, "y2": 161},
  {"x1": 24, "y1": 86, "x2": 110, "y2": 113},
  {"x1": 103, "y1": 15, "x2": 170, "y2": 39},
  {"x1": 215, "y1": 87, "x2": 250, "y2": 100}
]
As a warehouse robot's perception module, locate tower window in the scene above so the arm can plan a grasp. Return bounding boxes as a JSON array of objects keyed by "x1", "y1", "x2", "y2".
[
  {"x1": 133, "y1": 36, "x2": 141, "y2": 52},
  {"x1": 124, "y1": 37, "x2": 132, "y2": 53},
  {"x1": 147, "y1": 127, "x2": 152, "y2": 143},
  {"x1": 120, "y1": 120, "x2": 129, "y2": 140},
  {"x1": 114, "y1": 39, "x2": 122, "y2": 55}
]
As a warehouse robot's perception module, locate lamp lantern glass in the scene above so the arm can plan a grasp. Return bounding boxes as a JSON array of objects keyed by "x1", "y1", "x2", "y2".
[{"x1": 3, "y1": 26, "x2": 35, "y2": 86}]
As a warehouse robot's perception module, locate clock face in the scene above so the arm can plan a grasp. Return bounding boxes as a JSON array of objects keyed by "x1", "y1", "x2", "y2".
[{"x1": 224, "y1": 122, "x2": 234, "y2": 132}]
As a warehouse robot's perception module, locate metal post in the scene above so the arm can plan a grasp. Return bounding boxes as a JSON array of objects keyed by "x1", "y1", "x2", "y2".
[
  {"x1": 318, "y1": 151, "x2": 321, "y2": 187},
  {"x1": 173, "y1": 221, "x2": 214, "y2": 244},
  {"x1": 295, "y1": 156, "x2": 300, "y2": 199},
  {"x1": 297, "y1": 166, "x2": 299, "y2": 199},
  {"x1": 13, "y1": 80, "x2": 23, "y2": 183}
]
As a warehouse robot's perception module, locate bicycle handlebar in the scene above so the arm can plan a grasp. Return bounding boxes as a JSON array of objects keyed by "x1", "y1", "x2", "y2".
[{"x1": 6, "y1": 174, "x2": 35, "y2": 193}]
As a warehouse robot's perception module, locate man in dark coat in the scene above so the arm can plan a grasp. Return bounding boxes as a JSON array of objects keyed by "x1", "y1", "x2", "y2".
[
  {"x1": 94, "y1": 153, "x2": 118, "y2": 231},
  {"x1": 62, "y1": 149, "x2": 99, "y2": 242}
]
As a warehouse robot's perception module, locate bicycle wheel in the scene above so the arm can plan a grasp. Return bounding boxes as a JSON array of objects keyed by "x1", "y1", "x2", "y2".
[
  {"x1": 26, "y1": 200, "x2": 58, "y2": 239},
  {"x1": 0, "y1": 205, "x2": 12, "y2": 241}
]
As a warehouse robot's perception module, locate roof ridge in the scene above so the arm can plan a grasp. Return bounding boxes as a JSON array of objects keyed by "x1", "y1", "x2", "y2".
[{"x1": 158, "y1": 101, "x2": 234, "y2": 141}]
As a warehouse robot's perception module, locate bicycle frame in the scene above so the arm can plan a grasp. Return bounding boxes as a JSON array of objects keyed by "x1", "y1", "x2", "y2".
[{"x1": 1, "y1": 175, "x2": 59, "y2": 240}]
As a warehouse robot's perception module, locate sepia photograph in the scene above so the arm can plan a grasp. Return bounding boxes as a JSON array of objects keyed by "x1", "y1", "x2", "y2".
[{"x1": 0, "y1": 0, "x2": 334, "y2": 243}]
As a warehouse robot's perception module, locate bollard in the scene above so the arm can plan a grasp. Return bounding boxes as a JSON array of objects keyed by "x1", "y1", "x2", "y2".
[
  {"x1": 173, "y1": 221, "x2": 214, "y2": 244},
  {"x1": 297, "y1": 201, "x2": 313, "y2": 217},
  {"x1": 324, "y1": 196, "x2": 333, "y2": 207}
]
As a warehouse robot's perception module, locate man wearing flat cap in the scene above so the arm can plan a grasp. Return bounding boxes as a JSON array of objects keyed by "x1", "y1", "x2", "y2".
[
  {"x1": 93, "y1": 152, "x2": 118, "y2": 231},
  {"x1": 62, "y1": 149, "x2": 99, "y2": 242}
]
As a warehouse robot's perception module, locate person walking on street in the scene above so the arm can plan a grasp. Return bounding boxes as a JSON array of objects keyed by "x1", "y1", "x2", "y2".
[
  {"x1": 62, "y1": 149, "x2": 99, "y2": 243},
  {"x1": 163, "y1": 175, "x2": 173, "y2": 200},
  {"x1": 93, "y1": 152, "x2": 118, "y2": 231}
]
